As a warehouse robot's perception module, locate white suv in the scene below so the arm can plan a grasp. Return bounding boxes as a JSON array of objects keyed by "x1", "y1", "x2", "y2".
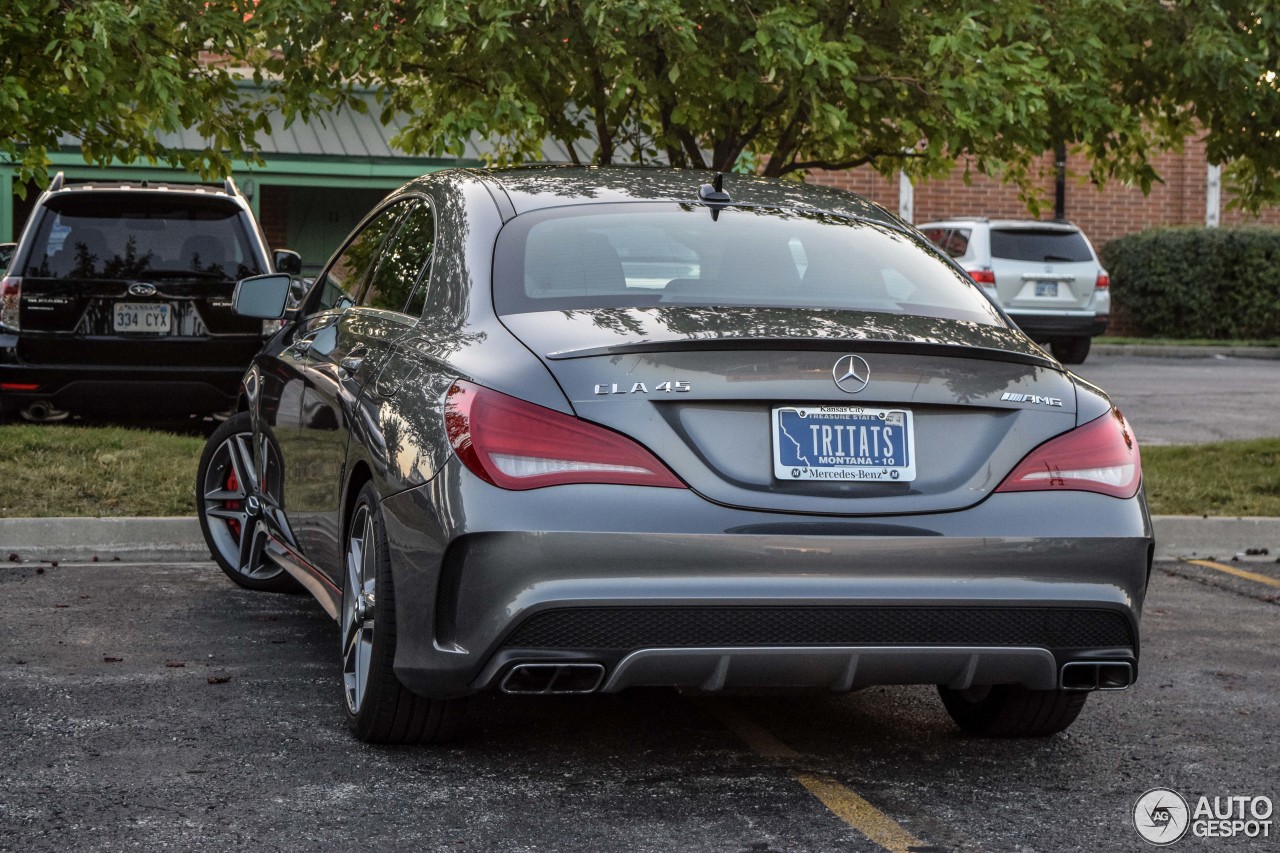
[{"x1": 919, "y1": 219, "x2": 1110, "y2": 364}]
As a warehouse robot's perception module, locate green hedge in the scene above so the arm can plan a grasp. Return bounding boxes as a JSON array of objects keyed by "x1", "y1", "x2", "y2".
[{"x1": 1101, "y1": 227, "x2": 1280, "y2": 339}]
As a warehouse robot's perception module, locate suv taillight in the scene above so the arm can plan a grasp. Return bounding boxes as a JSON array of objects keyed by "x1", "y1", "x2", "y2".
[
  {"x1": 995, "y1": 408, "x2": 1141, "y2": 499},
  {"x1": 967, "y1": 268, "x2": 996, "y2": 285},
  {"x1": 1095, "y1": 271, "x2": 1110, "y2": 289},
  {"x1": 0, "y1": 276, "x2": 20, "y2": 331},
  {"x1": 444, "y1": 380, "x2": 685, "y2": 490}
]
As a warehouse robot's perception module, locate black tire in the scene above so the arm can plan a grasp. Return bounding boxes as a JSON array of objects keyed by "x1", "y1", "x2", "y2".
[
  {"x1": 937, "y1": 684, "x2": 1088, "y2": 737},
  {"x1": 1050, "y1": 336, "x2": 1092, "y2": 365},
  {"x1": 341, "y1": 482, "x2": 466, "y2": 744},
  {"x1": 196, "y1": 412, "x2": 298, "y2": 593}
]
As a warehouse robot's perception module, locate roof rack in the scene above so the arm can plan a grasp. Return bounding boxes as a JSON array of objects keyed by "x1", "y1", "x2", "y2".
[
  {"x1": 223, "y1": 176, "x2": 240, "y2": 197},
  {"x1": 48, "y1": 172, "x2": 64, "y2": 192}
]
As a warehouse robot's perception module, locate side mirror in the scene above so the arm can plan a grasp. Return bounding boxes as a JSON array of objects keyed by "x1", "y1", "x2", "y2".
[
  {"x1": 234, "y1": 273, "x2": 293, "y2": 319},
  {"x1": 273, "y1": 249, "x2": 302, "y2": 276}
]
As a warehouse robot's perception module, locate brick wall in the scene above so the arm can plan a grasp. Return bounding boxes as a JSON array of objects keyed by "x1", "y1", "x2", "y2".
[
  {"x1": 257, "y1": 184, "x2": 289, "y2": 250},
  {"x1": 809, "y1": 140, "x2": 1280, "y2": 246}
]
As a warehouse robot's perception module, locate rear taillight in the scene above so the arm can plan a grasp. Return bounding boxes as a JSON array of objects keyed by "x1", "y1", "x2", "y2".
[
  {"x1": 1095, "y1": 271, "x2": 1110, "y2": 289},
  {"x1": 966, "y1": 268, "x2": 996, "y2": 285},
  {"x1": 995, "y1": 408, "x2": 1141, "y2": 499},
  {"x1": 443, "y1": 380, "x2": 685, "y2": 490},
  {"x1": 0, "y1": 276, "x2": 20, "y2": 330}
]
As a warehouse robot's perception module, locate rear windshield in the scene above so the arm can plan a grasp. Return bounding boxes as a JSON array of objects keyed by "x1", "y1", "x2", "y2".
[
  {"x1": 494, "y1": 204, "x2": 1004, "y2": 326},
  {"x1": 21, "y1": 193, "x2": 263, "y2": 281},
  {"x1": 989, "y1": 228, "x2": 1093, "y2": 263}
]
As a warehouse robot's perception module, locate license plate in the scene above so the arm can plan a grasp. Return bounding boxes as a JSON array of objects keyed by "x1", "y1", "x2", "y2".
[
  {"x1": 772, "y1": 405, "x2": 916, "y2": 482},
  {"x1": 113, "y1": 302, "x2": 170, "y2": 333},
  {"x1": 1034, "y1": 281, "x2": 1058, "y2": 297}
]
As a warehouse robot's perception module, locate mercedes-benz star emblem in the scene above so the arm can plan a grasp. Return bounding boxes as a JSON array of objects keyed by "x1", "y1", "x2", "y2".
[
  {"x1": 128, "y1": 283, "x2": 157, "y2": 297},
  {"x1": 832, "y1": 354, "x2": 871, "y2": 393}
]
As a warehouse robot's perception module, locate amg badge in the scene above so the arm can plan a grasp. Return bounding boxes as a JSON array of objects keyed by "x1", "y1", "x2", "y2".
[{"x1": 1001, "y1": 392, "x2": 1063, "y2": 407}]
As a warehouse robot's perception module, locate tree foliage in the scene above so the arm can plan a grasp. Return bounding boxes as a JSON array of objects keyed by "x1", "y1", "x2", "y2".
[
  {"x1": 0, "y1": 0, "x2": 334, "y2": 195},
  {"x1": 3, "y1": 1, "x2": 1279, "y2": 211}
]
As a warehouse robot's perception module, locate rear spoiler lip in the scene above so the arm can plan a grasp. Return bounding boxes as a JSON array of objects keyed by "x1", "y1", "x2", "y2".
[{"x1": 545, "y1": 337, "x2": 1058, "y2": 369}]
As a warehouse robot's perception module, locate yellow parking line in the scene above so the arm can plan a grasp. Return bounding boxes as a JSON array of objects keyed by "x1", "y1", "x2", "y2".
[
  {"x1": 704, "y1": 701, "x2": 927, "y2": 853},
  {"x1": 1187, "y1": 559, "x2": 1280, "y2": 589}
]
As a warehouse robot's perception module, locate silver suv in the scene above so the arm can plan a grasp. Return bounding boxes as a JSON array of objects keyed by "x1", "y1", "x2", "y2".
[{"x1": 919, "y1": 219, "x2": 1109, "y2": 364}]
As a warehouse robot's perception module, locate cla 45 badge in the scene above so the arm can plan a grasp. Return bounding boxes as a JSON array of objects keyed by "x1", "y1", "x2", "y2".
[{"x1": 594, "y1": 381, "x2": 691, "y2": 395}]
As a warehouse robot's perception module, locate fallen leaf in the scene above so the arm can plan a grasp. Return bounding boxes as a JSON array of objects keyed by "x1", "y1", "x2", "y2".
[
  {"x1": 207, "y1": 675, "x2": 232, "y2": 685},
  {"x1": 53, "y1": 603, "x2": 68, "y2": 608},
  {"x1": 103, "y1": 656, "x2": 123, "y2": 663},
  {"x1": 165, "y1": 660, "x2": 185, "y2": 668}
]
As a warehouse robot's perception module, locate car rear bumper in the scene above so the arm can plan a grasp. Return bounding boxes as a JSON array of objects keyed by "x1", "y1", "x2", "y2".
[
  {"x1": 379, "y1": 469, "x2": 1153, "y2": 699},
  {"x1": 1006, "y1": 309, "x2": 1109, "y2": 339},
  {"x1": 0, "y1": 356, "x2": 244, "y2": 416},
  {"x1": 0, "y1": 330, "x2": 258, "y2": 416}
]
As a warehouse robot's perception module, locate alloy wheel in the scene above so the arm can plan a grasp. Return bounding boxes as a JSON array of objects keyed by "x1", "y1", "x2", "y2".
[
  {"x1": 201, "y1": 429, "x2": 283, "y2": 581},
  {"x1": 342, "y1": 504, "x2": 377, "y2": 715}
]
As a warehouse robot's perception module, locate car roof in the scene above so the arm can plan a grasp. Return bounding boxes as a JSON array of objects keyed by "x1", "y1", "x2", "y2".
[
  {"x1": 919, "y1": 218, "x2": 1082, "y2": 232},
  {"x1": 52, "y1": 182, "x2": 240, "y2": 198},
  {"x1": 413, "y1": 165, "x2": 902, "y2": 226}
]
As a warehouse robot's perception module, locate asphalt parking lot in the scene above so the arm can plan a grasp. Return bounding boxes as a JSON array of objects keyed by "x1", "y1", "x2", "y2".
[
  {"x1": 2, "y1": 558, "x2": 1276, "y2": 852},
  {"x1": 1074, "y1": 354, "x2": 1280, "y2": 445}
]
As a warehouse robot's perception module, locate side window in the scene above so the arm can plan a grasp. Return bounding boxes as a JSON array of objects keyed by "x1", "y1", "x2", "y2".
[
  {"x1": 362, "y1": 200, "x2": 436, "y2": 315},
  {"x1": 944, "y1": 228, "x2": 972, "y2": 259},
  {"x1": 309, "y1": 202, "x2": 406, "y2": 314},
  {"x1": 922, "y1": 228, "x2": 970, "y2": 259},
  {"x1": 920, "y1": 228, "x2": 947, "y2": 247}
]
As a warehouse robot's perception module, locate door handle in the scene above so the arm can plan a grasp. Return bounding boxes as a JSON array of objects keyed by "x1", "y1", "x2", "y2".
[{"x1": 339, "y1": 345, "x2": 368, "y2": 376}]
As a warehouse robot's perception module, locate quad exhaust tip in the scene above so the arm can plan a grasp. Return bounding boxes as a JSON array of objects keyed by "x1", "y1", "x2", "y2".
[
  {"x1": 500, "y1": 663, "x2": 605, "y2": 695},
  {"x1": 1060, "y1": 661, "x2": 1133, "y2": 691}
]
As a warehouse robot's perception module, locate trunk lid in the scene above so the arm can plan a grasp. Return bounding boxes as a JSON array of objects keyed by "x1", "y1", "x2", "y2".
[
  {"x1": 17, "y1": 275, "x2": 262, "y2": 367},
  {"x1": 988, "y1": 226, "x2": 1099, "y2": 311},
  {"x1": 502, "y1": 307, "x2": 1078, "y2": 515},
  {"x1": 12, "y1": 188, "x2": 266, "y2": 367}
]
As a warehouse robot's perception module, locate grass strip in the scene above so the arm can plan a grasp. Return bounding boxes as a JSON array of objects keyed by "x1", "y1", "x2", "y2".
[
  {"x1": 1141, "y1": 438, "x2": 1280, "y2": 517},
  {"x1": 0, "y1": 424, "x2": 204, "y2": 518}
]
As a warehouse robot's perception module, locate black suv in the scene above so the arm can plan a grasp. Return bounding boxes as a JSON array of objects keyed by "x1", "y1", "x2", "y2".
[{"x1": 0, "y1": 174, "x2": 299, "y2": 421}]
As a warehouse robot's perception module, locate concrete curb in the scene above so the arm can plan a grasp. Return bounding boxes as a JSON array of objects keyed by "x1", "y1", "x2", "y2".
[
  {"x1": 0, "y1": 517, "x2": 211, "y2": 563},
  {"x1": 1093, "y1": 344, "x2": 1280, "y2": 360},
  {"x1": 1151, "y1": 515, "x2": 1280, "y2": 561},
  {"x1": 4, "y1": 514, "x2": 1279, "y2": 564}
]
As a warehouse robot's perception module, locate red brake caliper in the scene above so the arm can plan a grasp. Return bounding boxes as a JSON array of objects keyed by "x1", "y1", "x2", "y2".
[{"x1": 225, "y1": 468, "x2": 242, "y2": 539}]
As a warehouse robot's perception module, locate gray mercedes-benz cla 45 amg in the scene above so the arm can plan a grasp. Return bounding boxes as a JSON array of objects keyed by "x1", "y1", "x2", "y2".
[{"x1": 197, "y1": 167, "x2": 1151, "y2": 744}]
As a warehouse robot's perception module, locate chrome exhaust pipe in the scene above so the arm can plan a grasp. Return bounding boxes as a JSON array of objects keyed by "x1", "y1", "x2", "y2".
[
  {"x1": 1061, "y1": 661, "x2": 1133, "y2": 691},
  {"x1": 20, "y1": 401, "x2": 70, "y2": 423},
  {"x1": 500, "y1": 663, "x2": 605, "y2": 695}
]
